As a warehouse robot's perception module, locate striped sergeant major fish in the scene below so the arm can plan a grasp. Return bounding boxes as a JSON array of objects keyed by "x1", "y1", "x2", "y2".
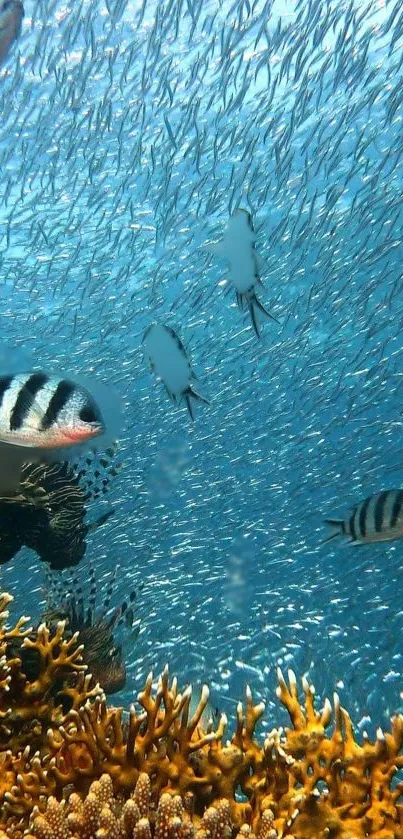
[
  {"x1": 324, "y1": 489, "x2": 403, "y2": 545},
  {"x1": 207, "y1": 208, "x2": 279, "y2": 338},
  {"x1": 142, "y1": 323, "x2": 209, "y2": 421},
  {"x1": 0, "y1": 371, "x2": 118, "y2": 494},
  {"x1": 0, "y1": 0, "x2": 24, "y2": 66}
]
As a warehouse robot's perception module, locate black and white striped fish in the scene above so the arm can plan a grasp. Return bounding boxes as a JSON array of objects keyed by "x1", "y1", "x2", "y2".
[
  {"x1": 0, "y1": 0, "x2": 24, "y2": 66},
  {"x1": 142, "y1": 324, "x2": 209, "y2": 420},
  {"x1": 207, "y1": 209, "x2": 279, "y2": 338},
  {"x1": 324, "y1": 489, "x2": 403, "y2": 545},
  {"x1": 0, "y1": 371, "x2": 113, "y2": 493}
]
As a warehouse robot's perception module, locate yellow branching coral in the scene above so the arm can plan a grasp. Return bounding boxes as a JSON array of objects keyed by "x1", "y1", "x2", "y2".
[
  {"x1": 0, "y1": 593, "x2": 101, "y2": 756},
  {"x1": 1, "y1": 593, "x2": 403, "y2": 839}
]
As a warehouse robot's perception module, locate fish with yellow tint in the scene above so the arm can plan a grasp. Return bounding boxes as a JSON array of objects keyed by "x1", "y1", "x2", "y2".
[{"x1": 324, "y1": 489, "x2": 403, "y2": 545}]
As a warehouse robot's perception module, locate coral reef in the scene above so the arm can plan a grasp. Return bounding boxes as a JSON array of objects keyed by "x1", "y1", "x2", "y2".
[
  {"x1": 0, "y1": 592, "x2": 101, "y2": 753},
  {"x1": 1, "y1": 593, "x2": 403, "y2": 838},
  {"x1": 41, "y1": 562, "x2": 142, "y2": 695}
]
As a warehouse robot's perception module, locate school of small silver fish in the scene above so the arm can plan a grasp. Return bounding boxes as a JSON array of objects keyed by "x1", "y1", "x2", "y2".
[
  {"x1": 0, "y1": 0, "x2": 23, "y2": 66},
  {"x1": 1, "y1": 0, "x2": 403, "y2": 733}
]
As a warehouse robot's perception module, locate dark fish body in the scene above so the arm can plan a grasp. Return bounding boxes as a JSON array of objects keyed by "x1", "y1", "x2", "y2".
[
  {"x1": 0, "y1": 454, "x2": 117, "y2": 569},
  {"x1": 143, "y1": 323, "x2": 208, "y2": 420},
  {"x1": 324, "y1": 489, "x2": 403, "y2": 545},
  {"x1": 0, "y1": 0, "x2": 23, "y2": 66}
]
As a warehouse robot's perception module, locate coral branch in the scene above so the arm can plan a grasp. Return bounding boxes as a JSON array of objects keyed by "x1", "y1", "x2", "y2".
[{"x1": 1, "y1": 595, "x2": 403, "y2": 839}]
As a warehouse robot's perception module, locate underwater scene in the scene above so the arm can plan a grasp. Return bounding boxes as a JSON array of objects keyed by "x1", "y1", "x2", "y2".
[{"x1": 1, "y1": 0, "x2": 403, "y2": 835}]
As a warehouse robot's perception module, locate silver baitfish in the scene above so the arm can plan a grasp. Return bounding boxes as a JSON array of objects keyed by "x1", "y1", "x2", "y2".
[
  {"x1": 142, "y1": 323, "x2": 209, "y2": 420},
  {"x1": 0, "y1": 371, "x2": 115, "y2": 493},
  {"x1": 0, "y1": 0, "x2": 24, "y2": 66},
  {"x1": 324, "y1": 489, "x2": 403, "y2": 545},
  {"x1": 207, "y1": 208, "x2": 279, "y2": 338}
]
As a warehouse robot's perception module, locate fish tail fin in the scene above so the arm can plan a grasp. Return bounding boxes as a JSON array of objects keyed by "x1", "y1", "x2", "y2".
[
  {"x1": 185, "y1": 386, "x2": 209, "y2": 420},
  {"x1": 323, "y1": 519, "x2": 344, "y2": 543},
  {"x1": 253, "y1": 295, "x2": 280, "y2": 324},
  {"x1": 184, "y1": 391, "x2": 195, "y2": 421},
  {"x1": 248, "y1": 297, "x2": 261, "y2": 337},
  {"x1": 189, "y1": 385, "x2": 209, "y2": 405}
]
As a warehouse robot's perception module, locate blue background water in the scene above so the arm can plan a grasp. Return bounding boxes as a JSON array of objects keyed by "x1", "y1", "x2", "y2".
[{"x1": 1, "y1": 0, "x2": 403, "y2": 738}]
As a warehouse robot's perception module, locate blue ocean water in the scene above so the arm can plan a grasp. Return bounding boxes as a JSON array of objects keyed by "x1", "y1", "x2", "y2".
[{"x1": 1, "y1": 0, "x2": 403, "y2": 738}]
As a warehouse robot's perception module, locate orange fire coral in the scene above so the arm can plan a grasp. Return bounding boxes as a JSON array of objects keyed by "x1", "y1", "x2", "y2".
[{"x1": 1, "y1": 592, "x2": 403, "y2": 839}]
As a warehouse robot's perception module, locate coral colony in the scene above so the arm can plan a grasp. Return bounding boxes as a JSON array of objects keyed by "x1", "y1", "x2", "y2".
[{"x1": 1, "y1": 593, "x2": 403, "y2": 838}]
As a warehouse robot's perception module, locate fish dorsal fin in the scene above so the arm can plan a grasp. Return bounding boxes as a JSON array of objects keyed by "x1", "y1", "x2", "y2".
[
  {"x1": 72, "y1": 444, "x2": 121, "y2": 502},
  {"x1": 101, "y1": 566, "x2": 119, "y2": 619}
]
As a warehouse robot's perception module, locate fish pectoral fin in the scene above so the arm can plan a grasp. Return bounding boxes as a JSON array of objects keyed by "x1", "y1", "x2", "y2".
[
  {"x1": 19, "y1": 481, "x2": 50, "y2": 509},
  {"x1": 87, "y1": 508, "x2": 114, "y2": 532}
]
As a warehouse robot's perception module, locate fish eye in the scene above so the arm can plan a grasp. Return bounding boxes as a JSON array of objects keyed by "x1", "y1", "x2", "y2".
[{"x1": 79, "y1": 404, "x2": 99, "y2": 424}]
